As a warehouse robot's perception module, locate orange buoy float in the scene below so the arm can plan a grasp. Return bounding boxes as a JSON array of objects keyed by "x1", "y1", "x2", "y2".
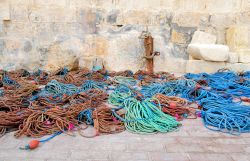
[
  {"x1": 169, "y1": 102, "x2": 176, "y2": 108},
  {"x1": 28, "y1": 140, "x2": 40, "y2": 149},
  {"x1": 20, "y1": 140, "x2": 40, "y2": 150}
]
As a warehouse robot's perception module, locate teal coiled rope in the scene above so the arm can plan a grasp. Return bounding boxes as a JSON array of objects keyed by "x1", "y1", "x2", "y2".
[
  {"x1": 122, "y1": 98, "x2": 180, "y2": 134},
  {"x1": 109, "y1": 85, "x2": 180, "y2": 134}
]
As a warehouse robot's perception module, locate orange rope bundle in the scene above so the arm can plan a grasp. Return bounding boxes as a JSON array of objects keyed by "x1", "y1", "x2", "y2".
[
  {"x1": 15, "y1": 102, "x2": 90, "y2": 138},
  {"x1": 13, "y1": 83, "x2": 38, "y2": 98},
  {"x1": 93, "y1": 105, "x2": 125, "y2": 134},
  {"x1": 0, "y1": 109, "x2": 32, "y2": 136},
  {"x1": 154, "y1": 94, "x2": 196, "y2": 120}
]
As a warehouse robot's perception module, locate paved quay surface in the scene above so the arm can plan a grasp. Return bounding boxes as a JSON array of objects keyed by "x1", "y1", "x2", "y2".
[{"x1": 0, "y1": 118, "x2": 249, "y2": 161}]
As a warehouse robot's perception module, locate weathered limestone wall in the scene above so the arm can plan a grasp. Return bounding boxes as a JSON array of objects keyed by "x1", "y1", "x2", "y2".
[{"x1": 0, "y1": 0, "x2": 250, "y2": 73}]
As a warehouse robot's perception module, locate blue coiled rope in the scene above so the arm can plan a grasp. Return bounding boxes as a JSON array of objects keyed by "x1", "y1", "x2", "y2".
[
  {"x1": 184, "y1": 71, "x2": 250, "y2": 135},
  {"x1": 80, "y1": 80, "x2": 107, "y2": 92},
  {"x1": 78, "y1": 109, "x2": 94, "y2": 125}
]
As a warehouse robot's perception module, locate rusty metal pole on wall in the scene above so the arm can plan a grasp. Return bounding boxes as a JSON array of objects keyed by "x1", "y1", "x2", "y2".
[{"x1": 139, "y1": 28, "x2": 160, "y2": 74}]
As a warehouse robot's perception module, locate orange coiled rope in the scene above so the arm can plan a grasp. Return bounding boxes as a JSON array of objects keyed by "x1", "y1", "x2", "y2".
[{"x1": 154, "y1": 94, "x2": 197, "y2": 120}]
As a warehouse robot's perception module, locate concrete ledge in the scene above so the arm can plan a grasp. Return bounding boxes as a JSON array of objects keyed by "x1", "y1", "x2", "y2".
[
  {"x1": 186, "y1": 60, "x2": 226, "y2": 73},
  {"x1": 238, "y1": 49, "x2": 250, "y2": 63},
  {"x1": 226, "y1": 63, "x2": 250, "y2": 72},
  {"x1": 227, "y1": 52, "x2": 239, "y2": 63}
]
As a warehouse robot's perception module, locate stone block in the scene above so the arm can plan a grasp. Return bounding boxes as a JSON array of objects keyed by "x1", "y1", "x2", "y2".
[
  {"x1": 210, "y1": 13, "x2": 236, "y2": 28},
  {"x1": 104, "y1": 31, "x2": 144, "y2": 72},
  {"x1": 43, "y1": 37, "x2": 86, "y2": 72},
  {"x1": 236, "y1": 11, "x2": 250, "y2": 26},
  {"x1": 242, "y1": 0, "x2": 250, "y2": 11},
  {"x1": 227, "y1": 52, "x2": 239, "y2": 63},
  {"x1": 34, "y1": 0, "x2": 67, "y2": 7},
  {"x1": 186, "y1": 60, "x2": 226, "y2": 73},
  {"x1": 226, "y1": 26, "x2": 250, "y2": 51},
  {"x1": 238, "y1": 49, "x2": 250, "y2": 63},
  {"x1": 172, "y1": 12, "x2": 209, "y2": 27},
  {"x1": 154, "y1": 58, "x2": 187, "y2": 74},
  {"x1": 0, "y1": 22, "x2": 3, "y2": 34},
  {"x1": 95, "y1": 36, "x2": 108, "y2": 56},
  {"x1": 187, "y1": 44, "x2": 229, "y2": 62},
  {"x1": 173, "y1": 0, "x2": 241, "y2": 13},
  {"x1": 0, "y1": 0, "x2": 10, "y2": 20},
  {"x1": 191, "y1": 31, "x2": 217, "y2": 44},
  {"x1": 226, "y1": 62, "x2": 250, "y2": 72},
  {"x1": 30, "y1": 7, "x2": 77, "y2": 23},
  {"x1": 79, "y1": 56, "x2": 94, "y2": 69},
  {"x1": 171, "y1": 29, "x2": 186, "y2": 44}
]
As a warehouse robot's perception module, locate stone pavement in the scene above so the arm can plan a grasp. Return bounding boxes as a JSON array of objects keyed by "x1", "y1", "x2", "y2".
[{"x1": 0, "y1": 118, "x2": 249, "y2": 161}]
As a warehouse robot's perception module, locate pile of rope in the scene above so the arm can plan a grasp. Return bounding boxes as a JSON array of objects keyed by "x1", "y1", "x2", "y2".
[
  {"x1": 185, "y1": 71, "x2": 250, "y2": 134},
  {"x1": 0, "y1": 66, "x2": 250, "y2": 146},
  {"x1": 153, "y1": 94, "x2": 197, "y2": 120}
]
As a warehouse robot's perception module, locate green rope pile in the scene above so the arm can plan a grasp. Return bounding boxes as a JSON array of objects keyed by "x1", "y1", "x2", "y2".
[{"x1": 109, "y1": 85, "x2": 180, "y2": 134}]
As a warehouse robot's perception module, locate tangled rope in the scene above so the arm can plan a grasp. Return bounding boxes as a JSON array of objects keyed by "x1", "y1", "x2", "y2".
[
  {"x1": 154, "y1": 94, "x2": 197, "y2": 120},
  {"x1": 1, "y1": 67, "x2": 250, "y2": 143}
]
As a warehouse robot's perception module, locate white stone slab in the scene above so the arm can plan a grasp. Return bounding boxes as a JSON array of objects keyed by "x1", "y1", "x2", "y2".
[{"x1": 187, "y1": 44, "x2": 229, "y2": 62}]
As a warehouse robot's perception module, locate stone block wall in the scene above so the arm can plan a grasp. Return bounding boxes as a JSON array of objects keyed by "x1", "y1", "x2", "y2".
[{"x1": 0, "y1": 0, "x2": 250, "y2": 73}]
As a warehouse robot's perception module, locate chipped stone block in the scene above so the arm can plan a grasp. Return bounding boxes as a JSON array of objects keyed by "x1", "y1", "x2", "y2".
[
  {"x1": 227, "y1": 52, "x2": 239, "y2": 63},
  {"x1": 186, "y1": 60, "x2": 226, "y2": 73},
  {"x1": 238, "y1": 49, "x2": 250, "y2": 63},
  {"x1": 187, "y1": 44, "x2": 229, "y2": 62},
  {"x1": 226, "y1": 63, "x2": 250, "y2": 72},
  {"x1": 226, "y1": 26, "x2": 250, "y2": 51},
  {"x1": 191, "y1": 31, "x2": 217, "y2": 44}
]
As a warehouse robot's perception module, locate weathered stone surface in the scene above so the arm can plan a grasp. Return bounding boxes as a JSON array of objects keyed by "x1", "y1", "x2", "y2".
[
  {"x1": 154, "y1": 58, "x2": 187, "y2": 73},
  {"x1": 172, "y1": 12, "x2": 209, "y2": 27},
  {"x1": 79, "y1": 56, "x2": 94, "y2": 69},
  {"x1": 226, "y1": 26, "x2": 250, "y2": 51},
  {"x1": 171, "y1": 29, "x2": 186, "y2": 44},
  {"x1": 238, "y1": 49, "x2": 250, "y2": 63},
  {"x1": 43, "y1": 37, "x2": 86, "y2": 71},
  {"x1": 0, "y1": 38, "x2": 40, "y2": 71},
  {"x1": 191, "y1": 31, "x2": 217, "y2": 44},
  {"x1": 103, "y1": 31, "x2": 144, "y2": 72},
  {"x1": 0, "y1": 0, "x2": 10, "y2": 20},
  {"x1": 186, "y1": 60, "x2": 226, "y2": 73},
  {"x1": 187, "y1": 44, "x2": 229, "y2": 62},
  {"x1": 0, "y1": 0, "x2": 249, "y2": 73},
  {"x1": 226, "y1": 62, "x2": 250, "y2": 72},
  {"x1": 227, "y1": 52, "x2": 239, "y2": 63}
]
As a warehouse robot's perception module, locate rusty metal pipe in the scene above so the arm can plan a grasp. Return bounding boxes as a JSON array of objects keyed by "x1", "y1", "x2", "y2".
[{"x1": 139, "y1": 29, "x2": 160, "y2": 74}]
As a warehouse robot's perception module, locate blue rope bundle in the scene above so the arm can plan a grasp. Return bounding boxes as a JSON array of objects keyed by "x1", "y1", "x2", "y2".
[
  {"x1": 202, "y1": 102, "x2": 250, "y2": 135},
  {"x1": 80, "y1": 80, "x2": 107, "y2": 92},
  {"x1": 184, "y1": 71, "x2": 250, "y2": 135},
  {"x1": 78, "y1": 109, "x2": 94, "y2": 125},
  {"x1": 45, "y1": 80, "x2": 78, "y2": 96},
  {"x1": 140, "y1": 79, "x2": 197, "y2": 98},
  {"x1": 2, "y1": 75, "x2": 17, "y2": 86}
]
